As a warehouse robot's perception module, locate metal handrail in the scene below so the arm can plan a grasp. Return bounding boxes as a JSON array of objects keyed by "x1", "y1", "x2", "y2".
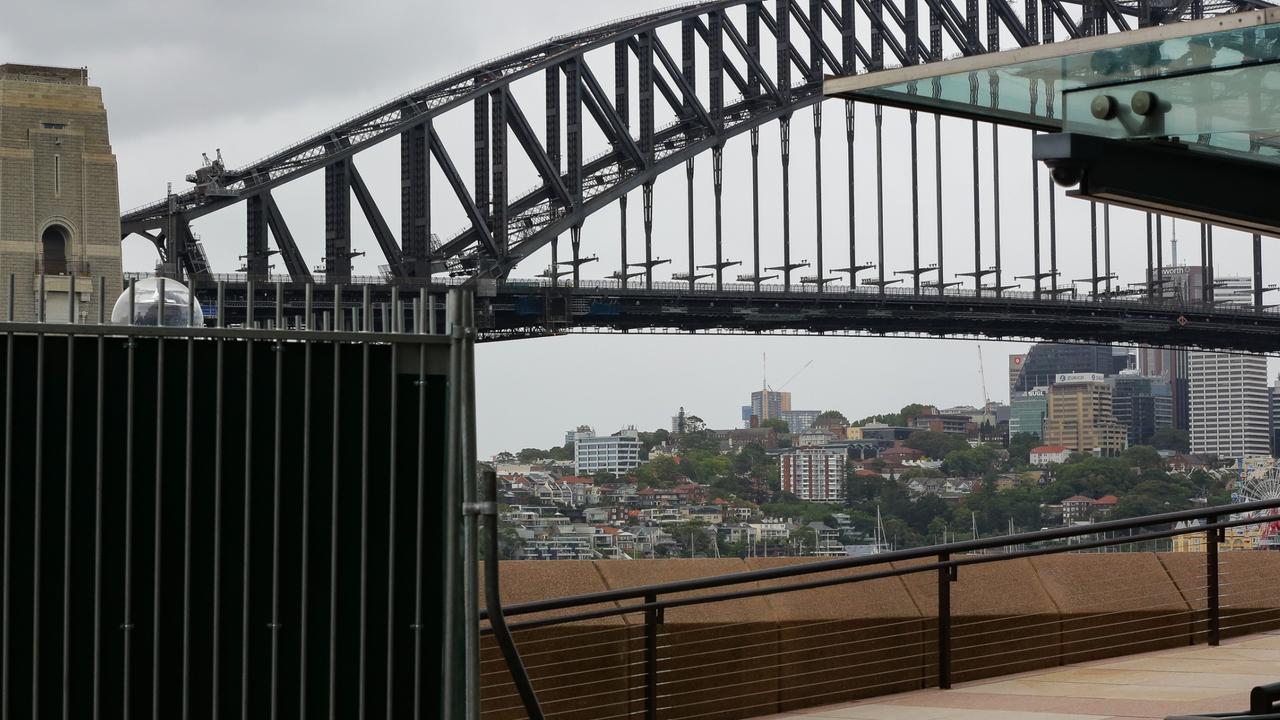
[
  {"x1": 480, "y1": 497, "x2": 1280, "y2": 620},
  {"x1": 479, "y1": 498, "x2": 1280, "y2": 719}
]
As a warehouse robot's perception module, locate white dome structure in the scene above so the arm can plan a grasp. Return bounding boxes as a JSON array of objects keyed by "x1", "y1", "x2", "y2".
[{"x1": 111, "y1": 277, "x2": 205, "y2": 327}]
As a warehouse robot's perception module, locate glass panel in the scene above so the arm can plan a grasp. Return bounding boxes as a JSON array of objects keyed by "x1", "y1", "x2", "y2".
[
  {"x1": 1061, "y1": 61, "x2": 1280, "y2": 164},
  {"x1": 843, "y1": 20, "x2": 1280, "y2": 130}
]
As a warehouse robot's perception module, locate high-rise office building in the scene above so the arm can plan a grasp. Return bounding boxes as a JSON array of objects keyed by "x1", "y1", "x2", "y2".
[
  {"x1": 1188, "y1": 351, "x2": 1270, "y2": 459},
  {"x1": 1138, "y1": 266, "x2": 1246, "y2": 433},
  {"x1": 1270, "y1": 382, "x2": 1279, "y2": 457},
  {"x1": 1008, "y1": 354, "x2": 1027, "y2": 400},
  {"x1": 1043, "y1": 373, "x2": 1127, "y2": 456},
  {"x1": 1107, "y1": 372, "x2": 1173, "y2": 447},
  {"x1": 750, "y1": 389, "x2": 792, "y2": 423},
  {"x1": 1012, "y1": 344, "x2": 1131, "y2": 394},
  {"x1": 1009, "y1": 390, "x2": 1048, "y2": 439},
  {"x1": 779, "y1": 447, "x2": 846, "y2": 502}
]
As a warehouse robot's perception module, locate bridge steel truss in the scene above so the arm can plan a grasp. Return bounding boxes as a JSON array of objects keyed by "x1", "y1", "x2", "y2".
[{"x1": 120, "y1": 0, "x2": 1268, "y2": 289}]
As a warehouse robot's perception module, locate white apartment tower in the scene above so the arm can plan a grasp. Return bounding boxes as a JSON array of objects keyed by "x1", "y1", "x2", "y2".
[
  {"x1": 779, "y1": 448, "x2": 846, "y2": 502},
  {"x1": 573, "y1": 427, "x2": 643, "y2": 476},
  {"x1": 1188, "y1": 351, "x2": 1270, "y2": 459}
]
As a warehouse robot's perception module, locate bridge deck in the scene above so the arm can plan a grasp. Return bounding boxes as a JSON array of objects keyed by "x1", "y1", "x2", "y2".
[{"x1": 762, "y1": 631, "x2": 1280, "y2": 720}]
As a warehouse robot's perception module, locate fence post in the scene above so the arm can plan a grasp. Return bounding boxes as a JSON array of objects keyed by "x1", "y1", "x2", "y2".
[
  {"x1": 938, "y1": 552, "x2": 953, "y2": 689},
  {"x1": 645, "y1": 593, "x2": 660, "y2": 720},
  {"x1": 1207, "y1": 515, "x2": 1220, "y2": 647}
]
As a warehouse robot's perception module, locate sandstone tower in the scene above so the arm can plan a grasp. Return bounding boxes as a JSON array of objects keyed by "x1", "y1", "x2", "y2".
[{"x1": 0, "y1": 64, "x2": 124, "y2": 322}]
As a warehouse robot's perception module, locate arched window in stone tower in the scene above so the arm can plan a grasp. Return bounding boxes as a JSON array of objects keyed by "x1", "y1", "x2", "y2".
[{"x1": 41, "y1": 224, "x2": 68, "y2": 275}]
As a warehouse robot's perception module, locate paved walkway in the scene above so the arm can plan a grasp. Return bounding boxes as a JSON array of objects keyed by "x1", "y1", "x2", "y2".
[{"x1": 761, "y1": 631, "x2": 1280, "y2": 720}]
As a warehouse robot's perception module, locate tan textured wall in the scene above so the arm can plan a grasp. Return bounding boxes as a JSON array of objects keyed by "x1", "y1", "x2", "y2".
[
  {"x1": 0, "y1": 77, "x2": 123, "y2": 322},
  {"x1": 479, "y1": 552, "x2": 1280, "y2": 720}
]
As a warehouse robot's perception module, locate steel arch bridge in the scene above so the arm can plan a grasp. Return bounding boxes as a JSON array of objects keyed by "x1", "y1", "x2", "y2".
[{"x1": 120, "y1": 0, "x2": 1279, "y2": 347}]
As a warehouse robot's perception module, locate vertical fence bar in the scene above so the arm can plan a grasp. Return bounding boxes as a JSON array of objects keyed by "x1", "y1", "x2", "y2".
[
  {"x1": 269, "y1": 330, "x2": 284, "y2": 720},
  {"x1": 211, "y1": 317, "x2": 224, "y2": 719},
  {"x1": 383, "y1": 332, "x2": 399, "y2": 716},
  {"x1": 937, "y1": 553, "x2": 951, "y2": 689},
  {"x1": 1207, "y1": 515, "x2": 1220, "y2": 646},
  {"x1": 460, "y1": 292, "x2": 480, "y2": 718},
  {"x1": 327, "y1": 329, "x2": 341, "y2": 719},
  {"x1": 298, "y1": 327, "x2": 313, "y2": 718},
  {"x1": 358, "y1": 323, "x2": 371, "y2": 716},
  {"x1": 92, "y1": 328, "x2": 104, "y2": 720},
  {"x1": 62, "y1": 317, "x2": 76, "y2": 718},
  {"x1": 123, "y1": 320, "x2": 136, "y2": 719},
  {"x1": 411, "y1": 343, "x2": 426, "y2": 719},
  {"x1": 151, "y1": 330, "x2": 165, "y2": 720},
  {"x1": 181, "y1": 329, "x2": 194, "y2": 720},
  {"x1": 644, "y1": 593, "x2": 659, "y2": 720},
  {"x1": 442, "y1": 293, "x2": 462, "y2": 716},
  {"x1": 240, "y1": 334, "x2": 255, "y2": 720},
  {"x1": 32, "y1": 328, "x2": 45, "y2": 719},
  {"x1": 1, "y1": 285, "x2": 11, "y2": 719}
]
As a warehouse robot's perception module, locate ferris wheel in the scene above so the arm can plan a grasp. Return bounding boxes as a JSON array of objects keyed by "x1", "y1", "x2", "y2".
[
  {"x1": 1232, "y1": 457, "x2": 1280, "y2": 547},
  {"x1": 1236, "y1": 457, "x2": 1280, "y2": 505}
]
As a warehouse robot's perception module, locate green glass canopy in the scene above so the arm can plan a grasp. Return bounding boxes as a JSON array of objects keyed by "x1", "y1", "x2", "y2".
[{"x1": 824, "y1": 9, "x2": 1280, "y2": 152}]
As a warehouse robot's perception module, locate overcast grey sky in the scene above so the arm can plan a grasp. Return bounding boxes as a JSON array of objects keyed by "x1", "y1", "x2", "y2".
[{"x1": 7, "y1": 0, "x2": 1272, "y2": 455}]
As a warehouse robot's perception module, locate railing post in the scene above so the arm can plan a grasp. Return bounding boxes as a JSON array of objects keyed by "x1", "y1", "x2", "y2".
[
  {"x1": 644, "y1": 593, "x2": 659, "y2": 720},
  {"x1": 1207, "y1": 515, "x2": 1220, "y2": 647},
  {"x1": 938, "y1": 552, "x2": 953, "y2": 689}
]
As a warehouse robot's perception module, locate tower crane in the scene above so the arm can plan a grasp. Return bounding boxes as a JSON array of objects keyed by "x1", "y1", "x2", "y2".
[{"x1": 977, "y1": 346, "x2": 991, "y2": 408}]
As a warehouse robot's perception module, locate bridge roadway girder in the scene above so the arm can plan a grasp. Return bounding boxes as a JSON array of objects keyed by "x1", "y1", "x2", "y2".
[
  {"x1": 186, "y1": 279, "x2": 1280, "y2": 354},
  {"x1": 484, "y1": 286, "x2": 1280, "y2": 351}
]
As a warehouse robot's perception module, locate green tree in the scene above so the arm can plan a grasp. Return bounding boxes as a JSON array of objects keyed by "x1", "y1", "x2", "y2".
[
  {"x1": 632, "y1": 456, "x2": 684, "y2": 488},
  {"x1": 943, "y1": 445, "x2": 998, "y2": 478},
  {"x1": 1150, "y1": 428, "x2": 1190, "y2": 453},
  {"x1": 677, "y1": 429, "x2": 722, "y2": 454},
  {"x1": 515, "y1": 447, "x2": 546, "y2": 463},
  {"x1": 759, "y1": 418, "x2": 790, "y2": 434},
  {"x1": 1121, "y1": 445, "x2": 1165, "y2": 470},
  {"x1": 905, "y1": 430, "x2": 970, "y2": 460},
  {"x1": 814, "y1": 410, "x2": 849, "y2": 428},
  {"x1": 638, "y1": 428, "x2": 671, "y2": 451},
  {"x1": 1007, "y1": 432, "x2": 1040, "y2": 467},
  {"x1": 493, "y1": 451, "x2": 516, "y2": 464}
]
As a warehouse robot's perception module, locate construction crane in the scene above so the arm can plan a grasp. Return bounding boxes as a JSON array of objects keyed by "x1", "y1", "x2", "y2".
[
  {"x1": 762, "y1": 354, "x2": 814, "y2": 391},
  {"x1": 778, "y1": 359, "x2": 814, "y2": 390},
  {"x1": 977, "y1": 346, "x2": 991, "y2": 408}
]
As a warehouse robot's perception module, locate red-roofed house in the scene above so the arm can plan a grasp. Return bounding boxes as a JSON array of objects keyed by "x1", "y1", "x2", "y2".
[
  {"x1": 1030, "y1": 445, "x2": 1072, "y2": 467},
  {"x1": 1093, "y1": 494, "x2": 1119, "y2": 517},
  {"x1": 1062, "y1": 495, "x2": 1096, "y2": 523},
  {"x1": 878, "y1": 446, "x2": 925, "y2": 468}
]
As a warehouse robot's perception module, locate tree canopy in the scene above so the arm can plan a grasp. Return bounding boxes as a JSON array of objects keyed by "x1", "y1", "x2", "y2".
[{"x1": 905, "y1": 430, "x2": 970, "y2": 459}]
